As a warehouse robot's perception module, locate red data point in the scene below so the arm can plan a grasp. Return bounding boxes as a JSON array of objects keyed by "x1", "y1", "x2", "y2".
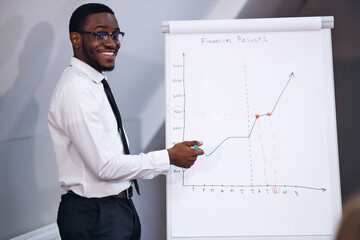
[
  {"x1": 267, "y1": 112, "x2": 271, "y2": 116},
  {"x1": 255, "y1": 114, "x2": 260, "y2": 119}
]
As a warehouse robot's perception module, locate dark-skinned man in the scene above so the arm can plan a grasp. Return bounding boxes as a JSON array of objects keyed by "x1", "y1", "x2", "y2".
[{"x1": 47, "y1": 3, "x2": 203, "y2": 240}]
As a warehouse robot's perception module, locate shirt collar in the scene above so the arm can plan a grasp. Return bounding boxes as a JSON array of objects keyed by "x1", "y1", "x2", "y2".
[{"x1": 69, "y1": 57, "x2": 107, "y2": 83}]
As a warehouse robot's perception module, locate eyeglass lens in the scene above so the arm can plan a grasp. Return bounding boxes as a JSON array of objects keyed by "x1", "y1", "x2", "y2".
[{"x1": 96, "y1": 32, "x2": 122, "y2": 43}]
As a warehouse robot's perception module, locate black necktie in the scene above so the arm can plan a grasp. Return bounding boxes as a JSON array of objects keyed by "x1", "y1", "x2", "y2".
[{"x1": 101, "y1": 79, "x2": 140, "y2": 195}]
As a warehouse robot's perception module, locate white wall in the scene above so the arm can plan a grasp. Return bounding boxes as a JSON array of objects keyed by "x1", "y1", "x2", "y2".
[{"x1": 0, "y1": 1, "x2": 245, "y2": 239}]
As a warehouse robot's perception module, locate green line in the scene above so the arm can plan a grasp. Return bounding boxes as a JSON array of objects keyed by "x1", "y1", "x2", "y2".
[
  {"x1": 248, "y1": 118, "x2": 257, "y2": 137},
  {"x1": 203, "y1": 72, "x2": 295, "y2": 156},
  {"x1": 204, "y1": 136, "x2": 249, "y2": 156},
  {"x1": 271, "y1": 72, "x2": 294, "y2": 115},
  {"x1": 177, "y1": 67, "x2": 322, "y2": 191},
  {"x1": 182, "y1": 170, "x2": 184, "y2": 186},
  {"x1": 204, "y1": 119, "x2": 257, "y2": 157}
]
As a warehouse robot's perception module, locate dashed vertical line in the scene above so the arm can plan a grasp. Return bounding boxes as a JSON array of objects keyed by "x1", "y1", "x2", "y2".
[
  {"x1": 202, "y1": 72, "x2": 295, "y2": 157},
  {"x1": 244, "y1": 63, "x2": 253, "y2": 186}
]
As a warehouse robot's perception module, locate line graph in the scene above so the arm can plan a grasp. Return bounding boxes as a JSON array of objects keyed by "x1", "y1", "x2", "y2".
[
  {"x1": 202, "y1": 72, "x2": 294, "y2": 157},
  {"x1": 177, "y1": 54, "x2": 295, "y2": 156},
  {"x1": 168, "y1": 52, "x2": 327, "y2": 192}
]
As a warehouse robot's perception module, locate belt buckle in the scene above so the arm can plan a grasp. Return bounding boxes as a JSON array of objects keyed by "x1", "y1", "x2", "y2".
[{"x1": 126, "y1": 188, "x2": 130, "y2": 199}]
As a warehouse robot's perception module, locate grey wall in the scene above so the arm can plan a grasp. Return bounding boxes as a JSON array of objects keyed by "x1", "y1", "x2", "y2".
[
  {"x1": 1, "y1": 0, "x2": 359, "y2": 239},
  {"x1": 0, "y1": 0, "x2": 244, "y2": 239}
]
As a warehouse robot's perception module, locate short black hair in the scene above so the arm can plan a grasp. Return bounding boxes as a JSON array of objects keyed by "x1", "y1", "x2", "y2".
[{"x1": 69, "y1": 3, "x2": 114, "y2": 33}]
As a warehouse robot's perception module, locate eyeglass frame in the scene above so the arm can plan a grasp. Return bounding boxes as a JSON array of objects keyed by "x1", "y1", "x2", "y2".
[{"x1": 75, "y1": 30, "x2": 125, "y2": 44}]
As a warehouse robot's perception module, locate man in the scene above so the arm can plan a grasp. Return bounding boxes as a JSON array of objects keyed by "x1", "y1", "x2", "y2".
[{"x1": 47, "y1": 3, "x2": 203, "y2": 240}]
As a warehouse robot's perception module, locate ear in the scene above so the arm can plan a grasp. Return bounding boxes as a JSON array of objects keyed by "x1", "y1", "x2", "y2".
[{"x1": 70, "y1": 32, "x2": 81, "y2": 49}]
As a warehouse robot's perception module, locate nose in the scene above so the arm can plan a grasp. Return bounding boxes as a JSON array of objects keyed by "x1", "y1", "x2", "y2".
[{"x1": 103, "y1": 36, "x2": 120, "y2": 48}]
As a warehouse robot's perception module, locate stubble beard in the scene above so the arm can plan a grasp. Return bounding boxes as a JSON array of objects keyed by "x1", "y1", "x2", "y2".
[{"x1": 82, "y1": 44, "x2": 115, "y2": 72}]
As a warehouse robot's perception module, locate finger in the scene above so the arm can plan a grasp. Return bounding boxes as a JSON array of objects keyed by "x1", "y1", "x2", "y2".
[
  {"x1": 187, "y1": 146, "x2": 204, "y2": 156},
  {"x1": 184, "y1": 140, "x2": 203, "y2": 147},
  {"x1": 183, "y1": 141, "x2": 195, "y2": 147},
  {"x1": 196, "y1": 148, "x2": 204, "y2": 155}
]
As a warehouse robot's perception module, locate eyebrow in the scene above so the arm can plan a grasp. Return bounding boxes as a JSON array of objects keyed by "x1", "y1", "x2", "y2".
[{"x1": 94, "y1": 25, "x2": 120, "y2": 31}]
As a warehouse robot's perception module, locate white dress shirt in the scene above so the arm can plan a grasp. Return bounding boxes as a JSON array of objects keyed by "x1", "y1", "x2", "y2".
[{"x1": 48, "y1": 57, "x2": 170, "y2": 198}]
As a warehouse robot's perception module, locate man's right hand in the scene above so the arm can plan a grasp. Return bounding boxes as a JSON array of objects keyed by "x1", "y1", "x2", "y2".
[{"x1": 167, "y1": 141, "x2": 204, "y2": 168}]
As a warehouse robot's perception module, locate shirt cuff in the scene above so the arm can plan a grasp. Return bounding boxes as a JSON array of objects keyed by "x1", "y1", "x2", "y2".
[{"x1": 152, "y1": 149, "x2": 170, "y2": 174}]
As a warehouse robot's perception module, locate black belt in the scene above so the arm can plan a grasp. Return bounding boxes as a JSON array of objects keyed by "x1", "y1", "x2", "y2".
[
  {"x1": 116, "y1": 186, "x2": 133, "y2": 199},
  {"x1": 68, "y1": 186, "x2": 133, "y2": 199}
]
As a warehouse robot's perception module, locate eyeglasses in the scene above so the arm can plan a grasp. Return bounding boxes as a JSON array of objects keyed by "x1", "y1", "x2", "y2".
[{"x1": 76, "y1": 31, "x2": 125, "y2": 44}]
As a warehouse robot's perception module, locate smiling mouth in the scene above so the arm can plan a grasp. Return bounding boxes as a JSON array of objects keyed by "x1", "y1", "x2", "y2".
[{"x1": 101, "y1": 51, "x2": 115, "y2": 56}]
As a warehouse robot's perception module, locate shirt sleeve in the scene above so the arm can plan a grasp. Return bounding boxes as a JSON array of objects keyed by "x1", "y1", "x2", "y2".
[{"x1": 58, "y1": 78, "x2": 170, "y2": 182}]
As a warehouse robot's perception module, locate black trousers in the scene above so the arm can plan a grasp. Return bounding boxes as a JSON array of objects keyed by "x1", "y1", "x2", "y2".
[{"x1": 57, "y1": 191, "x2": 141, "y2": 240}]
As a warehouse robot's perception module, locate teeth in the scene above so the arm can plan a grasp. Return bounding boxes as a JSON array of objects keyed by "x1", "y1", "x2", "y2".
[{"x1": 102, "y1": 52, "x2": 114, "y2": 56}]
